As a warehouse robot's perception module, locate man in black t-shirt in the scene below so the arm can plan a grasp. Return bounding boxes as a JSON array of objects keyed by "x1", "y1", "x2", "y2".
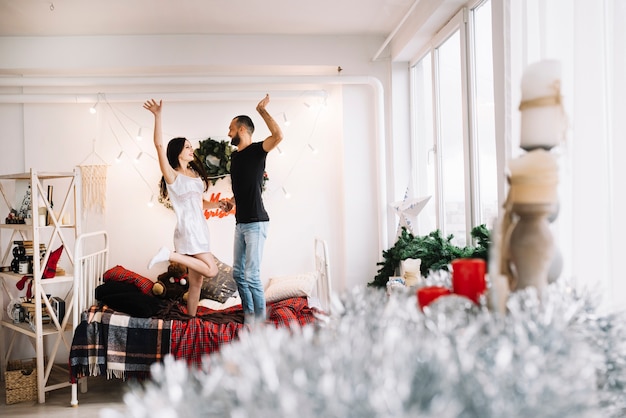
[{"x1": 221, "y1": 94, "x2": 283, "y2": 326}]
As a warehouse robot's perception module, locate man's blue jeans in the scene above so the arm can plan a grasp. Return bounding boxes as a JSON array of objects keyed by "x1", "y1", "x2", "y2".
[{"x1": 233, "y1": 221, "x2": 268, "y2": 321}]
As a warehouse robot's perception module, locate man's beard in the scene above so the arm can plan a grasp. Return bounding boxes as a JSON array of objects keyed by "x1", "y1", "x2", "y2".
[{"x1": 231, "y1": 134, "x2": 241, "y2": 147}]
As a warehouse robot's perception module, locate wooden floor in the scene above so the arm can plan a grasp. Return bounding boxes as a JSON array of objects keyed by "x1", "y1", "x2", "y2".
[{"x1": 0, "y1": 377, "x2": 127, "y2": 418}]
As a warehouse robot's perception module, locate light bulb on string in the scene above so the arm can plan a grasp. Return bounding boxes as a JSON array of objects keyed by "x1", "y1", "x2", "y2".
[
  {"x1": 307, "y1": 143, "x2": 318, "y2": 154},
  {"x1": 147, "y1": 194, "x2": 155, "y2": 208},
  {"x1": 304, "y1": 95, "x2": 327, "y2": 110},
  {"x1": 282, "y1": 113, "x2": 291, "y2": 127},
  {"x1": 134, "y1": 152, "x2": 143, "y2": 163},
  {"x1": 136, "y1": 128, "x2": 143, "y2": 141},
  {"x1": 276, "y1": 146, "x2": 284, "y2": 156},
  {"x1": 89, "y1": 93, "x2": 101, "y2": 114},
  {"x1": 282, "y1": 187, "x2": 291, "y2": 199},
  {"x1": 115, "y1": 151, "x2": 124, "y2": 163}
]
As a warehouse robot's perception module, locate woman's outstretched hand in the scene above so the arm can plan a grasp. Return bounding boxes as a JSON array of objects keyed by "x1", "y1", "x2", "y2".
[{"x1": 143, "y1": 99, "x2": 162, "y2": 115}]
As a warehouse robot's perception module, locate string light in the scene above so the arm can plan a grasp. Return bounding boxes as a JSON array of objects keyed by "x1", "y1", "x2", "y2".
[
  {"x1": 89, "y1": 93, "x2": 101, "y2": 114},
  {"x1": 102, "y1": 98, "x2": 327, "y2": 211},
  {"x1": 105, "y1": 107, "x2": 157, "y2": 207},
  {"x1": 304, "y1": 96, "x2": 328, "y2": 110},
  {"x1": 282, "y1": 113, "x2": 291, "y2": 127}
]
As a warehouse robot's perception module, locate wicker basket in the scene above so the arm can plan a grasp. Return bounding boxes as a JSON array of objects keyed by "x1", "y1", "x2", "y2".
[{"x1": 5, "y1": 359, "x2": 37, "y2": 405}]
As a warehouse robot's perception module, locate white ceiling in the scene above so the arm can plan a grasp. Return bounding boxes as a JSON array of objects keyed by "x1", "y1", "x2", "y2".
[{"x1": 0, "y1": 0, "x2": 415, "y2": 37}]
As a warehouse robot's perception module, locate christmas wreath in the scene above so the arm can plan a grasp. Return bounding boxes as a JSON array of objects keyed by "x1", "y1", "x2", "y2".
[{"x1": 195, "y1": 138, "x2": 234, "y2": 185}]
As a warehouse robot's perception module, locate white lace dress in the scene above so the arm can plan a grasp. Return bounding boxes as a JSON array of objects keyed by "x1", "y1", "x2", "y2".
[{"x1": 166, "y1": 174, "x2": 211, "y2": 255}]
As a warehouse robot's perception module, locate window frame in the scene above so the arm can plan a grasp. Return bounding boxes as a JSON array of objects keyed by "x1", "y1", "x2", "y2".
[{"x1": 409, "y1": 1, "x2": 495, "y2": 244}]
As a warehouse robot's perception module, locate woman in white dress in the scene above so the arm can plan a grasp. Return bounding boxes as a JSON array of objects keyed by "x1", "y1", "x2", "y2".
[{"x1": 143, "y1": 99, "x2": 219, "y2": 317}]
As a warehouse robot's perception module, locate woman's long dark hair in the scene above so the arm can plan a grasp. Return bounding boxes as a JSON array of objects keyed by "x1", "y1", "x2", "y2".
[{"x1": 159, "y1": 137, "x2": 210, "y2": 199}]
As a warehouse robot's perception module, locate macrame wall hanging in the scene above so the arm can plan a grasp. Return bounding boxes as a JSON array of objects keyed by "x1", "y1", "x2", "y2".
[
  {"x1": 79, "y1": 164, "x2": 108, "y2": 213},
  {"x1": 79, "y1": 140, "x2": 108, "y2": 213}
]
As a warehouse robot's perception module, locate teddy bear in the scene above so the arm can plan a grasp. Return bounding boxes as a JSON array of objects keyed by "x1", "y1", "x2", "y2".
[{"x1": 151, "y1": 261, "x2": 189, "y2": 301}]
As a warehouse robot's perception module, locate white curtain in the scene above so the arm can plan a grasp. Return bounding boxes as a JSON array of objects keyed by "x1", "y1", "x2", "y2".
[{"x1": 502, "y1": 0, "x2": 625, "y2": 312}]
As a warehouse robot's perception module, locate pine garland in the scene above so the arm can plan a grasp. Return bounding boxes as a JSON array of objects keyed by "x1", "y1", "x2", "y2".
[{"x1": 369, "y1": 224, "x2": 490, "y2": 288}]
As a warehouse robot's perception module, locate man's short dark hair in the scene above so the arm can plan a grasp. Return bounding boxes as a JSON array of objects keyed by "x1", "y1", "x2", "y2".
[{"x1": 235, "y1": 115, "x2": 255, "y2": 134}]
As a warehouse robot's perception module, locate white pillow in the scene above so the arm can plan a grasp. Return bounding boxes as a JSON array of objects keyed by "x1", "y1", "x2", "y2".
[
  {"x1": 265, "y1": 271, "x2": 318, "y2": 303},
  {"x1": 199, "y1": 292, "x2": 242, "y2": 310}
]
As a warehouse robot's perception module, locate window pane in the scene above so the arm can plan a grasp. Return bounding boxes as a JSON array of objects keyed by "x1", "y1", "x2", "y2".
[
  {"x1": 412, "y1": 53, "x2": 437, "y2": 235},
  {"x1": 473, "y1": 0, "x2": 499, "y2": 227},
  {"x1": 436, "y1": 30, "x2": 467, "y2": 246}
]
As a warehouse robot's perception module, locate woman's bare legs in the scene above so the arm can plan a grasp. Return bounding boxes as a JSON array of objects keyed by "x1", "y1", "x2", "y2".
[
  {"x1": 149, "y1": 249, "x2": 218, "y2": 317},
  {"x1": 169, "y1": 251, "x2": 218, "y2": 278},
  {"x1": 171, "y1": 252, "x2": 217, "y2": 317},
  {"x1": 149, "y1": 247, "x2": 218, "y2": 277},
  {"x1": 186, "y1": 269, "x2": 203, "y2": 316}
]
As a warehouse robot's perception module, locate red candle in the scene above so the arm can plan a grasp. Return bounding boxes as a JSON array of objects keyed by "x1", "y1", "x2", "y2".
[
  {"x1": 451, "y1": 258, "x2": 486, "y2": 304},
  {"x1": 416, "y1": 286, "x2": 451, "y2": 310}
]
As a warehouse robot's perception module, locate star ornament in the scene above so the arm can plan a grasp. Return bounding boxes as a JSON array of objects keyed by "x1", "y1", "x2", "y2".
[{"x1": 390, "y1": 195, "x2": 431, "y2": 235}]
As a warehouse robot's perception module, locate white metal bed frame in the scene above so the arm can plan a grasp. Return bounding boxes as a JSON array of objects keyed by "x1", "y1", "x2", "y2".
[
  {"x1": 314, "y1": 237, "x2": 333, "y2": 315},
  {"x1": 70, "y1": 230, "x2": 109, "y2": 407}
]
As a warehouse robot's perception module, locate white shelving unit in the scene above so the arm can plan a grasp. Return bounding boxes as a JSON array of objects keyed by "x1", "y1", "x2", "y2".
[{"x1": 0, "y1": 170, "x2": 81, "y2": 403}]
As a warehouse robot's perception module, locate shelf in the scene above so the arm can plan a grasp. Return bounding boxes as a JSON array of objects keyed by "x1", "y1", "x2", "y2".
[
  {"x1": 0, "y1": 223, "x2": 31, "y2": 231},
  {"x1": 0, "y1": 172, "x2": 75, "y2": 180},
  {"x1": 0, "y1": 169, "x2": 81, "y2": 403},
  {"x1": 0, "y1": 319, "x2": 72, "y2": 337},
  {"x1": 0, "y1": 224, "x2": 76, "y2": 230},
  {"x1": 0, "y1": 271, "x2": 74, "y2": 284}
]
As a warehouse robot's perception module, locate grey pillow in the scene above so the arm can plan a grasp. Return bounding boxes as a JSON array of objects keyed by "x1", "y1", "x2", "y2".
[{"x1": 200, "y1": 256, "x2": 238, "y2": 303}]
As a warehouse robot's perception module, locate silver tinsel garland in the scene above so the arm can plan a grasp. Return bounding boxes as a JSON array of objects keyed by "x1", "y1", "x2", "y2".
[{"x1": 102, "y1": 279, "x2": 626, "y2": 418}]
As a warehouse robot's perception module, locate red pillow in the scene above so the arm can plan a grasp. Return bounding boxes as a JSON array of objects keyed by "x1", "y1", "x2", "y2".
[
  {"x1": 103, "y1": 265, "x2": 154, "y2": 294},
  {"x1": 43, "y1": 245, "x2": 63, "y2": 279}
]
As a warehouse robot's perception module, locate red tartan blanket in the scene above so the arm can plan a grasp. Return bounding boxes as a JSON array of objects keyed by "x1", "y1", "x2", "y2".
[
  {"x1": 171, "y1": 296, "x2": 317, "y2": 366},
  {"x1": 70, "y1": 297, "x2": 317, "y2": 380}
]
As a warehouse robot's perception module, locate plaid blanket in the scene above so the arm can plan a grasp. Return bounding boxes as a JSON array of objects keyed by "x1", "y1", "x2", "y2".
[
  {"x1": 70, "y1": 297, "x2": 317, "y2": 380},
  {"x1": 70, "y1": 305, "x2": 172, "y2": 381},
  {"x1": 171, "y1": 296, "x2": 317, "y2": 367}
]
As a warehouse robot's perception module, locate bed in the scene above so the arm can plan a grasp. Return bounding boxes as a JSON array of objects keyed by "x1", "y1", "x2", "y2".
[{"x1": 68, "y1": 230, "x2": 332, "y2": 406}]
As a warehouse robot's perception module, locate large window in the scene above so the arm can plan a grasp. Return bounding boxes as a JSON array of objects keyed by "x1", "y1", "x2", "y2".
[{"x1": 411, "y1": 0, "x2": 496, "y2": 246}]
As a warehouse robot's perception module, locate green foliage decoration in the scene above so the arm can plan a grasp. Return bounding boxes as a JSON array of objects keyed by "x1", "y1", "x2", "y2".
[
  {"x1": 368, "y1": 224, "x2": 491, "y2": 288},
  {"x1": 195, "y1": 138, "x2": 234, "y2": 185},
  {"x1": 194, "y1": 137, "x2": 268, "y2": 190}
]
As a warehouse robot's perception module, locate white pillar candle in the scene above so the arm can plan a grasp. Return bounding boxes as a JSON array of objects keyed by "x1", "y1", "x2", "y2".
[
  {"x1": 508, "y1": 149, "x2": 559, "y2": 204},
  {"x1": 519, "y1": 60, "x2": 566, "y2": 150}
]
